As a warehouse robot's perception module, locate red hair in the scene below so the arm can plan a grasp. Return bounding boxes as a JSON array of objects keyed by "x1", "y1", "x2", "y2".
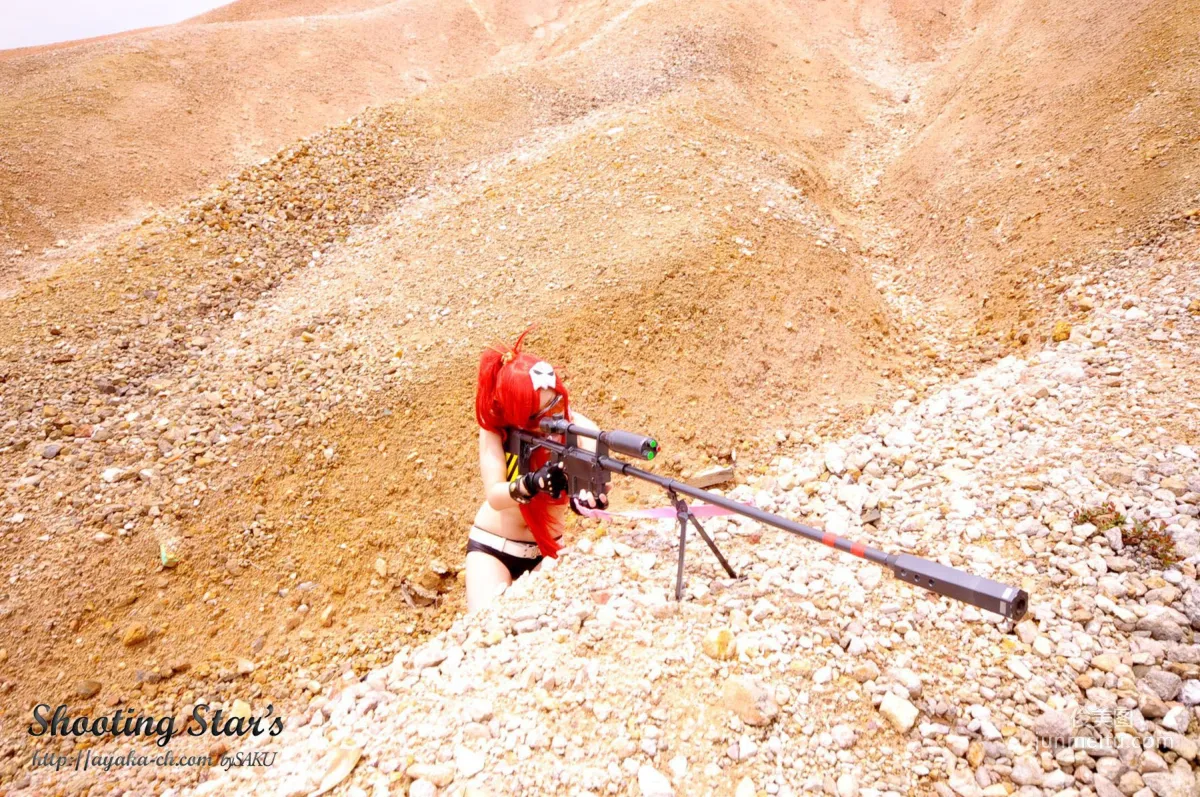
[{"x1": 475, "y1": 324, "x2": 571, "y2": 557}]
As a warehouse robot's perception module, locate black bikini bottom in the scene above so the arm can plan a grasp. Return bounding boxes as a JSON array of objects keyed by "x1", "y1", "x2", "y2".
[{"x1": 466, "y1": 537, "x2": 543, "y2": 580}]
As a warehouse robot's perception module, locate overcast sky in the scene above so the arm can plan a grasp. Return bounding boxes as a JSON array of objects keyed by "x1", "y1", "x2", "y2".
[{"x1": 3, "y1": 0, "x2": 234, "y2": 51}]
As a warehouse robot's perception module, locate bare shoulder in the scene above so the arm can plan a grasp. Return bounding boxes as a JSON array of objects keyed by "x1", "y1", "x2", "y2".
[
  {"x1": 479, "y1": 426, "x2": 505, "y2": 454},
  {"x1": 569, "y1": 408, "x2": 596, "y2": 426}
]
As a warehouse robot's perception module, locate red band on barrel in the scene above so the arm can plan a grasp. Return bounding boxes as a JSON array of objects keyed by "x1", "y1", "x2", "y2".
[
  {"x1": 850, "y1": 541, "x2": 865, "y2": 558},
  {"x1": 821, "y1": 532, "x2": 836, "y2": 548}
]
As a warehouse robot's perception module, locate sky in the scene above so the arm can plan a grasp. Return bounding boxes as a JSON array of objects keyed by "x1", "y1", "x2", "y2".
[{"x1": 2, "y1": 0, "x2": 235, "y2": 51}]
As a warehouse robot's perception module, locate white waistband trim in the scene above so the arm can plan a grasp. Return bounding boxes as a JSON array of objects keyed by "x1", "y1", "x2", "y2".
[{"x1": 469, "y1": 526, "x2": 548, "y2": 559}]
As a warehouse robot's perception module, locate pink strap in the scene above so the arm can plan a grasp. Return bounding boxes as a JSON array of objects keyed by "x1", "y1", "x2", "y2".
[{"x1": 577, "y1": 501, "x2": 754, "y2": 521}]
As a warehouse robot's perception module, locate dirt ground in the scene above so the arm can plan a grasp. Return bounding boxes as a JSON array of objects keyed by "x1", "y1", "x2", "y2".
[{"x1": 0, "y1": 0, "x2": 1197, "y2": 786}]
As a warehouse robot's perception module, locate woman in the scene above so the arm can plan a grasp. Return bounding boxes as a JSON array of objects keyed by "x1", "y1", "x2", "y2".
[{"x1": 468, "y1": 326, "x2": 609, "y2": 612}]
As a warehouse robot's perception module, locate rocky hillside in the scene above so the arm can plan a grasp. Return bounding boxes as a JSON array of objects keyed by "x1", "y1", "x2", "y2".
[
  {"x1": 22, "y1": 226, "x2": 1200, "y2": 796},
  {"x1": 1, "y1": 0, "x2": 1198, "y2": 794}
]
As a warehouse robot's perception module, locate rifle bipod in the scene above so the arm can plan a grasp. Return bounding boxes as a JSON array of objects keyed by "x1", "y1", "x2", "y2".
[{"x1": 666, "y1": 486, "x2": 738, "y2": 600}]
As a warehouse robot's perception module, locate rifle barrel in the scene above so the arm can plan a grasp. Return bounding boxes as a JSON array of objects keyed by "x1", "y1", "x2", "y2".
[
  {"x1": 540, "y1": 418, "x2": 657, "y2": 459},
  {"x1": 511, "y1": 427, "x2": 1030, "y2": 621}
]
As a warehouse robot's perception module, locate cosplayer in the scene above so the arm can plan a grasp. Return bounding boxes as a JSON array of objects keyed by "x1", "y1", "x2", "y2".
[{"x1": 468, "y1": 325, "x2": 609, "y2": 611}]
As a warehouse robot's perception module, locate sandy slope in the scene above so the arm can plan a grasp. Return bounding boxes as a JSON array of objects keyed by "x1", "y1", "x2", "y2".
[
  {"x1": 0, "y1": 0, "x2": 628, "y2": 268},
  {"x1": 880, "y1": 0, "x2": 1200, "y2": 343}
]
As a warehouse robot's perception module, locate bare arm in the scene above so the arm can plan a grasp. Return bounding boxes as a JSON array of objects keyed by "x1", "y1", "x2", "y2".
[
  {"x1": 565, "y1": 409, "x2": 608, "y2": 507},
  {"x1": 479, "y1": 427, "x2": 525, "y2": 510},
  {"x1": 478, "y1": 410, "x2": 603, "y2": 511},
  {"x1": 568, "y1": 409, "x2": 600, "y2": 453}
]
